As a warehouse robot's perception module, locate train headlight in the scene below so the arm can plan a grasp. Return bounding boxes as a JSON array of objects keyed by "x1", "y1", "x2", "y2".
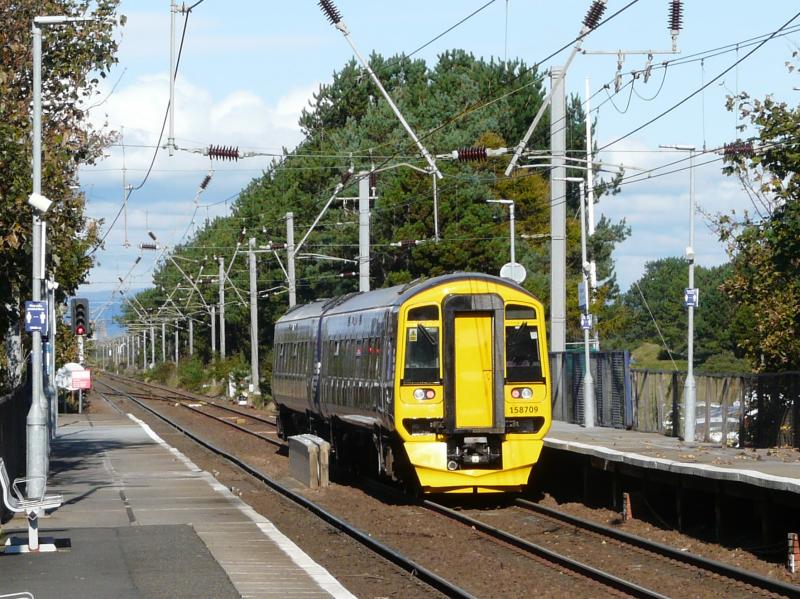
[
  {"x1": 413, "y1": 388, "x2": 436, "y2": 400},
  {"x1": 511, "y1": 387, "x2": 533, "y2": 399},
  {"x1": 425, "y1": 389, "x2": 436, "y2": 399},
  {"x1": 511, "y1": 388, "x2": 521, "y2": 399},
  {"x1": 413, "y1": 388, "x2": 426, "y2": 400},
  {"x1": 521, "y1": 387, "x2": 533, "y2": 399}
]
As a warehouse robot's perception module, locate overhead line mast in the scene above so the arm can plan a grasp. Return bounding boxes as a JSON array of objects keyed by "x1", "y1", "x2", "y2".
[{"x1": 317, "y1": 0, "x2": 442, "y2": 180}]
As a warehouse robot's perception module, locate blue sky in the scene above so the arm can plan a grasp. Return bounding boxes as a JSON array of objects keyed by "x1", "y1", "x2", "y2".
[{"x1": 76, "y1": 1, "x2": 800, "y2": 330}]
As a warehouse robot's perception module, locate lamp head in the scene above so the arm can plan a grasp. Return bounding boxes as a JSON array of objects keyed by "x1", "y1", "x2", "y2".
[{"x1": 28, "y1": 193, "x2": 52, "y2": 213}]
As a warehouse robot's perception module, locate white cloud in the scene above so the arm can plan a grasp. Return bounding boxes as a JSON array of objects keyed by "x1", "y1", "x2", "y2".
[
  {"x1": 78, "y1": 73, "x2": 316, "y2": 292},
  {"x1": 596, "y1": 139, "x2": 752, "y2": 292}
]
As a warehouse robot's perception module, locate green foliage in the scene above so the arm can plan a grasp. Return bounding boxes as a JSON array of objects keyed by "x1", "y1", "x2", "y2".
[
  {"x1": 0, "y1": 1, "x2": 122, "y2": 380},
  {"x1": 147, "y1": 361, "x2": 176, "y2": 386},
  {"x1": 715, "y1": 52, "x2": 800, "y2": 371},
  {"x1": 617, "y1": 258, "x2": 743, "y2": 365},
  {"x1": 125, "y1": 51, "x2": 628, "y2": 375},
  {"x1": 697, "y1": 351, "x2": 752, "y2": 374},
  {"x1": 177, "y1": 357, "x2": 205, "y2": 392}
]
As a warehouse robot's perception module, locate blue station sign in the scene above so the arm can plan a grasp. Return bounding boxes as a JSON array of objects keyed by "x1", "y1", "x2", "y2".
[{"x1": 24, "y1": 301, "x2": 48, "y2": 335}]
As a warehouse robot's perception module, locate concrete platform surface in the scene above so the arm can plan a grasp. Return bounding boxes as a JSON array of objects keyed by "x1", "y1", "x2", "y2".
[
  {"x1": 1, "y1": 412, "x2": 356, "y2": 599},
  {"x1": 547, "y1": 421, "x2": 800, "y2": 494}
]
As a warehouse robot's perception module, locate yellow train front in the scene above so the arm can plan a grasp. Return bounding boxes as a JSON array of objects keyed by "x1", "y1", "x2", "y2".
[{"x1": 272, "y1": 272, "x2": 551, "y2": 494}]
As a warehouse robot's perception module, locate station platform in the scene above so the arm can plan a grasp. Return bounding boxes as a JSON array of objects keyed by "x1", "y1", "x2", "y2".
[
  {"x1": 0, "y1": 410, "x2": 355, "y2": 598},
  {"x1": 546, "y1": 421, "x2": 800, "y2": 495}
]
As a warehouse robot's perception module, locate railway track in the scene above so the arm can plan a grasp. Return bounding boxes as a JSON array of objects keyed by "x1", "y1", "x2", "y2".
[
  {"x1": 512, "y1": 499, "x2": 800, "y2": 598},
  {"x1": 424, "y1": 499, "x2": 800, "y2": 599},
  {"x1": 102, "y1": 372, "x2": 281, "y2": 445},
  {"x1": 94, "y1": 372, "x2": 800, "y2": 598},
  {"x1": 94, "y1": 373, "x2": 474, "y2": 599}
]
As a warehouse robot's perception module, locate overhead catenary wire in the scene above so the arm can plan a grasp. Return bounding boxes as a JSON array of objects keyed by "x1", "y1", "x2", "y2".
[
  {"x1": 87, "y1": 6, "x2": 194, "y2": 256},
  {"x1": 111, "y1": 5, "x2": 798, "y2": 326},
  {"x1": 597, "y1": 8, "x2": 800, "y2": 153}
]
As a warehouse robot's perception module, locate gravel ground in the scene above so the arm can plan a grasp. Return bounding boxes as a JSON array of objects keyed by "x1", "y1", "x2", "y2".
[{"x1": 87, "y1": 378, "x2": 800, "y2": 598}]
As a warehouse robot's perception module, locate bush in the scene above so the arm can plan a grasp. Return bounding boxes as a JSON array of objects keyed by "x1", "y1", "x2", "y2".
[
  {"x1": 178, "y1": 357, "x2": 205, "y2": 392},
  {"x1": 147, "y1": 362, "x2": 175, "y2": 385},
  {"x1": 698, "y1": 351, "x2": 753, "y2": 374}
]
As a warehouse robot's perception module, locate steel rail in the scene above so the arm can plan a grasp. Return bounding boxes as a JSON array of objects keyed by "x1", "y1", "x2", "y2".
[
  {"x1": 424, "y1": 500, "x2": 669, "y2": 599},
  {"x1": 103, "y1": 372, "x2": 277, "y2": 426},
  {"x1": 515, "y1": 498, "x2": 800, "y2": 598},
  {"x1": 181, "y1": 403, "x2": 281, "y2": 447},
  {"x1": 93, "y1": 375, "x2": 476, "y2": 599}
]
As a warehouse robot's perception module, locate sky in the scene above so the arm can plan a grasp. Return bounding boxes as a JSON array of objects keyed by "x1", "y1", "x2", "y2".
[{"x1": 74, "y1": 0, "x2": 800, "y2": 332}]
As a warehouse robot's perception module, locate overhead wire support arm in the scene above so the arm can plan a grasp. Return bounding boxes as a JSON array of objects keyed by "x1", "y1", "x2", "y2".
[
  {"x1": 504, "y1": 0, "x2": 607, "y2": 177},
  {"x1": 294, "y1": 164, "x2": 354, "y2": 257},
  {"x1": 318, "y1": 0, "x2": 442, "y2": 180}
]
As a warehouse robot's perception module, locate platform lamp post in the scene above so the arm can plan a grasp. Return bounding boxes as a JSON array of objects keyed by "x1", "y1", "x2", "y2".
[
  {"x1": 660, "y1": 144, "x2": 697, "y2": 442},
  {"x1": 556, "y1": 177, "x2": 595, "y2": 428},
  {"x1": 26, "y1": 15, "x2": 94, "y2": 510},
  {"x1": 486, "y1": 199, "x2": 518, "y2": 275}
]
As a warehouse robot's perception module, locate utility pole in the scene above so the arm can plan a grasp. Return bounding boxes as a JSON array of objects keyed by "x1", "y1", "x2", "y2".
[
  {"x1": 660, "y1": 144, "x2": 698, "y2": 442},
  {"x1": 210, "y1": 305, "x2": 216, "y2": 358},
  {"x1": 167, "y1": 0, "x2": 176, "y2": 155},
  {"x1": 174, "y1": 322, "x2": 179, "y2": 364},
  {"x1": 358, "y1": 174, "x2": 370, "y2": 292},
  {"x1": 142, "y1": 330, "x2": 147, "y2": 370},
  {"x1": 27, "y1": 18, "x2": 48, "y2": 505},
  {"x1": 150, "y1": 326, "x2": 155, "y2": 368},
  {"x1": 46, "y1": 278, "x2": 57, "y2": 439},
  {"x1": 218, "y1": 256, "x2": 226, "y2": 359},
  {"x1": 550, "y1": 66, "x2": 567, "y2": 408},
  {"x1": 248, "y1": 238, "x2": 260, "y2": 398},
  {"x1": 188, "y1": 319, "x2": 193, "y2": 356},
  {"x1": 287, "y1": 212, "x2": 296, "y2": 307},
  {"x1": 161, "y1": 322, "x2": 166, "y2": 363},
  {"x1": 585, "y1": 77, "x2": 599, "y2": 351},
  {"x1": 578, "y1": 181, "x2": 595, "y2": 428}
]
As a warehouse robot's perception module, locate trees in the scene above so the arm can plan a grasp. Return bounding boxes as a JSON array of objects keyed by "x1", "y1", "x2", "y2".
[
  {"x1": 129, "y1": 51, "x2": 629, "y2": 371},
  {"x1": 618, "y1": 258, "x2": 744, "y2": 367},
  {"x1": 715, "y1": 53, "x2": 800, "y2": 371},
  {"x1": 0, "y1": 1, "x2": 122, "y2": 386}
]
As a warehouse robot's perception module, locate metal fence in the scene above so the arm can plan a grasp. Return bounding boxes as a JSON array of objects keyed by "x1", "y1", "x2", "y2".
[
  {"x1": 550, "y1": 352, "x2": 799, "y2": 448},
  {"x1": 0, "y1": 377, "x2": 31, "y2": 522},
  {"x1": 630, "y1": 369, "x2": 800, "y2": 448},
  {"x1": 550, "y1": 351, "x2": 632, "y2": 429}
]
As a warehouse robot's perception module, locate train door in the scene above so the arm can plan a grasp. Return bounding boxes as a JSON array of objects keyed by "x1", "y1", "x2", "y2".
[
  {"x1": 453, "y1": 314, "x2": 493, "y2": 428},
  {"x1": 443, "y1": 294, "x2": 505, "y2": 434}
]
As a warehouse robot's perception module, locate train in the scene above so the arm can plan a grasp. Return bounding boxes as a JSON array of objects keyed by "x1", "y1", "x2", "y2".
[{"x1": 272, "y1": 272, "x2": 551, "y2": 494}]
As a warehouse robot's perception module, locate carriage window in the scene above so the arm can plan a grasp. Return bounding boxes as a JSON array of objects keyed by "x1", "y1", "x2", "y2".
[
  {"x1": 408, "y1": 305, "x2": 439, "y2": 321},
  {"x1": 506, "y1": 304, "x2": 537, "y2": 320},
  {"x1": 403, "y1": 325, "x2": 440, "y2": 383},
  {"x1": 505, "y1": 323, "x2": 543, "y2": 382}
]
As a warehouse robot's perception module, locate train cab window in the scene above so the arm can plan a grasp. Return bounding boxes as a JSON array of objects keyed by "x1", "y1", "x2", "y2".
[
  {"x1": 505, "y1": 322, "x2": 543, "y2": 382},
  {"x1": 408, "y1": 305, "x2": 439, "y2": 321},
  {"x1": 506, "y1": 304, "x2": 537, "y2": 320},
  {"x1": 403, "y1": 325, "x2": 440, "y2": 383}
]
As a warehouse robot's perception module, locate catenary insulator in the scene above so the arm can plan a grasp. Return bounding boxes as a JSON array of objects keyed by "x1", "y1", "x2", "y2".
[
  {"x1": 318, "y1": 0, "x2": 342, "y2": 25},
  {"x1": 583, "y1": 0, "x2": 607, "y2": 30},
  {"x1": 457, "y1": 147, "x2": 488, "y2": 162},
  {"x1": 207, "y1": 145, "x2": 239, "y2": 161},
  {"x1": 199, "y1": 174, "x2": 212, "y2": 189},
  {"x1": 669, "y1": 0, "x2": 683, "y2": 33}
]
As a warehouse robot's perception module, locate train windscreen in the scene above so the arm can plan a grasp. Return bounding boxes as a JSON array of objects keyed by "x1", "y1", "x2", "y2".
[
  {"x1": 505, "y1": 322, "x2": 543, "y2": 382},
  {"x1": 403, "y1": 325, "x2": 440, "y2": 383}
]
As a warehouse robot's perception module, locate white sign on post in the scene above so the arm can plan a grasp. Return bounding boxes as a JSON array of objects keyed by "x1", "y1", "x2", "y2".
[{"x1": 500, "y1": 262, "x2": 526, "y2": 284}]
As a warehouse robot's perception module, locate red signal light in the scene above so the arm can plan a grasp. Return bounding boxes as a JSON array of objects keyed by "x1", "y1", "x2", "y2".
[{"x1": 76, "y1": 325, "x2": 85, "y2": 336}]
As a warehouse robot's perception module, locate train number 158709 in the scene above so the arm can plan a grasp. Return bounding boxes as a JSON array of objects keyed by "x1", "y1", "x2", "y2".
[{"x1": 509, "y1": 404, "x2": 538, "y2": 415}]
